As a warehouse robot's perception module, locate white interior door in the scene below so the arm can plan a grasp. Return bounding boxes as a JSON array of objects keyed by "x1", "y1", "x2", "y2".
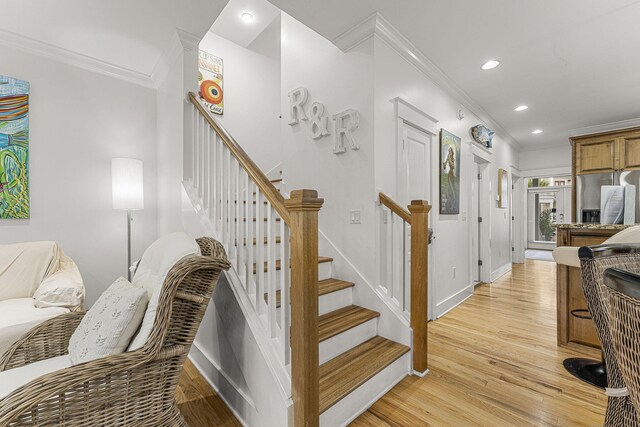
[{"x1": 398, "y1": 122, "x2": 433, "y2": 318}]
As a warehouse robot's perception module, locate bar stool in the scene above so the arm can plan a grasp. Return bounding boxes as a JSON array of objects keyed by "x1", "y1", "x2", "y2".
[
  {"x1": 578, "y1": 244, "x2": 640, "y2": 426},
  {"x1": 604, "y1": 266, "x2": 640, "y2": 415}
]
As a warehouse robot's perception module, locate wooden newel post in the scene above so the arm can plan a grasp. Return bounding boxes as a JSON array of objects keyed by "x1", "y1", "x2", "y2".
[
  {"x1": 285, "y1": 189, "x2": 324, "y2": 427},
  {"x1": 408, "y1": 200, "x2": 431, "y2": 374}
]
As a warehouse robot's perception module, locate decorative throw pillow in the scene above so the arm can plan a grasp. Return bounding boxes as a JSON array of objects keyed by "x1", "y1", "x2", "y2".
[{"x1": 68, "y1": 277, "x2": 148, "y2": 365}]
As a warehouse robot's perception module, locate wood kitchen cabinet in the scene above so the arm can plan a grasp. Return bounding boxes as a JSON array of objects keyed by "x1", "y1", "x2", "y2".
[
  {"x1": 570, "y1": 127, "x2": 640, "y2": 221},
  {"x1": 556, "y1": 225, "x2": 629, "y2": 349}
]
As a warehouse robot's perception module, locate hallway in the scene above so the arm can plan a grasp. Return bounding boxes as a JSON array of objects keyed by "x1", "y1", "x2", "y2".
[{"x1": 351, "y1": 260, "x2": 606, "y2": 426}]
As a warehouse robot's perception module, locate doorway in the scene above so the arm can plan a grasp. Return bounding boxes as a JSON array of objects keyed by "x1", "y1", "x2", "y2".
[
  {"x1": 396, "y1": 121, "x2": 435, "y2": 319},
  {"x1": 471, "y1": 157, "x2": 491, "y2": 283},
  {"x1": 526, "y1": 180, "x2": 572, "y2": 250},
  {"x1": 511, "y1": 172, "x2": 525, "y2": 263}
]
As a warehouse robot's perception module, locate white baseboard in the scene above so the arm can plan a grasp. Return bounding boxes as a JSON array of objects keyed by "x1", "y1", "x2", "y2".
[
  {"x1": 188, "y1": 345, "x2": 250, "y2": 427},
  {"x1": 435, "y1": 284, "x2": 473, "y2": 318},
  {"x1": 490, "y1": 263, "x2": 512, "y2": 282}
]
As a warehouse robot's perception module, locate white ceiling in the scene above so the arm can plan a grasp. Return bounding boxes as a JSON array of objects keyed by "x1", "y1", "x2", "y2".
[
  {"x1": 210, "y1": 0, "x2": 280, "y2": 48},
  {"x1": 267, "y1": 0, "x2": 640, "y2": 150},
  {"x1": 0, "y1": 0, "x2": 229, "y2": 76}
]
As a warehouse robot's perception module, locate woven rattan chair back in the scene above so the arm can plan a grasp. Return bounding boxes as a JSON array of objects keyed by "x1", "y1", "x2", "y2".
[
  {"x1": 605, "y1": 269, "x2": 640, "y2": 416},
  {"x1": 0, "y1": 237, "x2": 230, "y2": 427},
  {"x1": 581, "y1": 254, "x2": 640, "y2": 426}
]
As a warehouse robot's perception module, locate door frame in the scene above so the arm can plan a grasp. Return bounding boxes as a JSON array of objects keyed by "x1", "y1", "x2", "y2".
[
  {"x1": 391, "y1": 97, "x2": 438, "y2": 320},
  {"x1": 511, "y1": 168, "x2": 525, "y2": 263},
  {"x1": 526, "y1": 186, "x2": 571, "y2": 250}
]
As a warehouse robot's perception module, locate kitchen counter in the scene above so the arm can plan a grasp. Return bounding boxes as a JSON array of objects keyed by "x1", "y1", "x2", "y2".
[
  {"x1": 556, "y1": 223, "x2": 634, "y2": 230},
  {"x1": 555, "y1": 225, "x2": 629, "y2": 350}
]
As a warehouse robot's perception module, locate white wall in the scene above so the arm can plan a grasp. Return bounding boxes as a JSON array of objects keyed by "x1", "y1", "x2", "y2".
[
  {"x1": 280, "y1": 13, "x2": 376, "y2": 282},
  {"x1": 372, "y1": 40, "x2": 519, "y2": 316},
  {"x1": 519, "y1": 144, "x2": 571, "y2": 174},
  {"x1": 0, "y1": 43, "x2": 158, "y2": 306},
  {"x1": 200, "y1": 16, "x2": 282, "y2": 173}
]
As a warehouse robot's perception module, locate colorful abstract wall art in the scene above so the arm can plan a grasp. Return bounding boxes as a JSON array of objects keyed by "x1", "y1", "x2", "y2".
[
  {"x1": 198, "y1": 50, "x2": 223, "y2": 115},
  {"x1": 0, "y1": 75, "x2": 29, "y2": 219},
  {"x1": 440, "y1": 129, "x2": 461, "y2": 214}
]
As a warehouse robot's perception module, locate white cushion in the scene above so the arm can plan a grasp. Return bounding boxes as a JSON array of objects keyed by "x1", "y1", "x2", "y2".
[
  {"x1": 552, "y1": 246, "x2": 580, "y2": 268},
  {"x1": 33, "y1": 255, "x2": 84, "y2": 310},
  {"x1": 0, "y1": 298, "x2": 69, "y2": 357},
  {"x1": 0, "y1": 241, "x2": 61, "y2": 301},
  {"x1": 0, "y1": 355, "x2": 71, "y2": 399},
  {"x1": 605, "y1": 225, "x2": 640, "y2": 244},
  {"x1": 127, "y1": 232, "x2": 200, "y2": 351},
  {"x1": 68, "y1": 277, "x2": 148, "y2": 365}
]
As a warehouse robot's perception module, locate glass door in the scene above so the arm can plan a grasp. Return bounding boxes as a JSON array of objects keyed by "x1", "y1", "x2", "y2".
[{"x1": 527, "y1": 188, "x2": 570, "y2": 250}]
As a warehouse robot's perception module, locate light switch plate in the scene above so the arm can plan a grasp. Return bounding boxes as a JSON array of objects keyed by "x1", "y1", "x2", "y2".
[{"x1": 350, "y1": 209, "x2": 361, "y2": 224}]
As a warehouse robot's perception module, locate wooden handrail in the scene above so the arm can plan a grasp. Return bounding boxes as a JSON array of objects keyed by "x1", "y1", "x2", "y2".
[
  {"x1": 379, "y1": 192, "x2": 411, "y2": 224},
  {"x1": 189, "y1": 92, "x2": 290, "y2": 223}
]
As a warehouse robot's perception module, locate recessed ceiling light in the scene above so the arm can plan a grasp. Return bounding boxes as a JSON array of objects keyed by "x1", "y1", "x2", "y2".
[
  {"x1": 514, "y1": 105, "x2": 528, "y2": 112},
  {"x1": 481, "y1": 60, "x2": 500, "y2": 70},
  {"x1": 241, "y1": 12, "x2": 254, "y2": 23},
  {"x1": 532, "y1": 129, "x2": 543, "y2": 134}
]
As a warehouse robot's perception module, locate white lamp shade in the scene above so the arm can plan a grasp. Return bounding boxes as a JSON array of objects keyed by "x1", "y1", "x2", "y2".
[{"x1": 112, "y1": 158, "x2": 144, "y2": 210}]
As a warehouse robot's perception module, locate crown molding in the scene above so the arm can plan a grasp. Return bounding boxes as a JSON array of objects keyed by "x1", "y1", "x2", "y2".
[
  {"x1": 568, "y1": 117, "x2": 640, "y2": 137},
  {"x1": 332, "y1": 12, "x2": 521, "y2": 150},
  {"x1": 175, "y1": 28, "x2": 201, "y2": 51},
  {"x1": 0, "y1": 27, "x2": 154, "y2": 88}
]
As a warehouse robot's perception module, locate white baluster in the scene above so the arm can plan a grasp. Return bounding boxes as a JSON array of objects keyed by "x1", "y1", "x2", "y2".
[
  {"x1": 280, "y1": 223, "x2": 291, "y2": 365},
  {"x1": 234, "y1": 163, "x2": 243, "y2": 278},
  {"x1": 255, "y1": 190, "x2": 265, "y2": 314},
  {"x1": 246, "y1": 182, "x2": 255, "y2": 297},
  {"x1": 229, "y1": 158, "x2": 237, "y2": 268},
  {"x1": 385, "y1": 209, "x2": 394, "y2": 299},
  {"x1": 220, "y1": 147, "x2": 228, "y2": 250},
  {"x1": 267, "y1": 204, "x2": 277, "y2": 338},
  {"x1": 209, "y1": 130, "x2": 216, "y2": 222},
  {"x1": 203, "y1": 126, "x2": 210, "y2": 211}
]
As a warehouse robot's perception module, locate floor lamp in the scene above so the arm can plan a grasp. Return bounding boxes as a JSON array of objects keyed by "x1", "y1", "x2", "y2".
[{"x1": 112, "y1": 158, "x2": 144, "y2": 281}]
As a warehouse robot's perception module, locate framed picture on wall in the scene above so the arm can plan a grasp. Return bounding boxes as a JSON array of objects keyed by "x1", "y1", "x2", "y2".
[
  {"x1": 440, "y1": 129, "x2": 461, "y2": 214},
  {"x1": 498, "y1": 168, "x2": 509, "y2": 208},
  {"x1": 198, "y1": 50, "x2": 224, "y2": 115},
  {"x1": 0, "y1": 75, "x2": 30, "y2": 219}
]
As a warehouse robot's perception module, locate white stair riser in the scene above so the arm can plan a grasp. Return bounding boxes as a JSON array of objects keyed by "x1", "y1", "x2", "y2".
[
  {"x1": 319, "y1": 319, "x2": 377, "y2": 365},
  {"x1": 246, "y1": 261, "x2": 332, "y2": 285},
  {"x1": 319, "y1": 288, "x2": 353, "y2": 316},
  {"x1": 272, "y1": 286, "x2": 353, "y2": 318},
  {"x1": 319, "y1": 352, "x2": 410, "y2": 427}
]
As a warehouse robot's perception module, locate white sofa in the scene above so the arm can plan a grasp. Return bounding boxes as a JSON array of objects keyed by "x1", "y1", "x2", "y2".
[{"x1": 0, "y1": 241, "x2": 84, "y2": 357}]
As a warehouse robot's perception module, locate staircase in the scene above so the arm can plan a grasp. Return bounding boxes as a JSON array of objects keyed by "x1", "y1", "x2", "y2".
[{"x1": 184, "y1": 93, "x2": 427, "y2": 426}]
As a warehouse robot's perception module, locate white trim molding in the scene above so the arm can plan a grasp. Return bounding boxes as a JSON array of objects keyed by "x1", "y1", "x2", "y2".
[
  {"x1": 569, "y1": 117, "x2": 640, "y2": 137},
  {"x1": 0, "y1": 27, "x2": 155, "y2": 88},
  {"x1": 391, "y1": 97, "x2": 438, "y2": 135},
  {"x1": 333, "y1": 12, "x2": 520, "y2": 149},
  {"x1": 150, "y1": 28, "x2": 202, "y2": 87}
]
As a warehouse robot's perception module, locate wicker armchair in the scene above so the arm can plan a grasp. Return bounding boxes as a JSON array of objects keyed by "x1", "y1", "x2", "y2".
[
  {"x1": 0, "y1": 237, "x2": 230, "y2": 427},
  {"x1": 604, "y1": 266, "x2": 640, "y2": 415},
  {"x1": 579, "y1": 244, "x2": 640, "y2": 427}
]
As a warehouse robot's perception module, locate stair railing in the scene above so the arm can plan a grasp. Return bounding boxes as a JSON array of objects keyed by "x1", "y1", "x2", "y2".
[
  {"x1": 186, "y1": 92, "x2": 322, "y2": 425},
  {"x1": 377, "y1": 192, "x2": 431, "y2": 374}
]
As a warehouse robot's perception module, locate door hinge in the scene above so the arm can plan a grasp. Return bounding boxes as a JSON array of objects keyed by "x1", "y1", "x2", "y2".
[
  {"x1": 478, "y1": 260, "x2": 483, "y2": 266},
  {"x1": 512, "y1": 216, "x2": 515, "y2": 220},
  {"x1": 512, "y1": 247, "x2": 515, "y2": 251},
  {"x1": 478, "y1": 217, "x2": 483, "y2": 223},
  {"x1": 477, "y1": 173, "x2": 481, "y2": 180}
]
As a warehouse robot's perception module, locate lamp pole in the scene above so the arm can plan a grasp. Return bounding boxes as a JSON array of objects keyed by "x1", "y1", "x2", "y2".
[{"x1": 127, "y1": 209, "x2": 133, "y2": 281}]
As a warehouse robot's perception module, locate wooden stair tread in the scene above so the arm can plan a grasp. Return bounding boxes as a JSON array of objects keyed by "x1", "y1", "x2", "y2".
[
  {"x1": 319, "y1": 336, "x2": 409, "y2": 414},
  {"x1": 234, "y1": 237, "x2": 282, "y2": 246},
  {"x1": 264, "y1": 278, "x2": 354, "y2": 306},
  {"x1": 235, "y1": 217, "x2": 281, "y2": 222},
  {"x1": 253, "y1": 256, "x2": 332, "y2": 274},
  {"x1": 319, "y1": 305, "x2": 379, "y2": 342},
  {"x1": 318, "y1": 278, "x2": 355, "y2": 296}
]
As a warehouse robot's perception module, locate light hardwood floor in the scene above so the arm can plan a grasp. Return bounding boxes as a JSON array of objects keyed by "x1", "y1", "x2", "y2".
[{"x1": 178, "y1": 260, "x2": 607, "y2": 426}]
